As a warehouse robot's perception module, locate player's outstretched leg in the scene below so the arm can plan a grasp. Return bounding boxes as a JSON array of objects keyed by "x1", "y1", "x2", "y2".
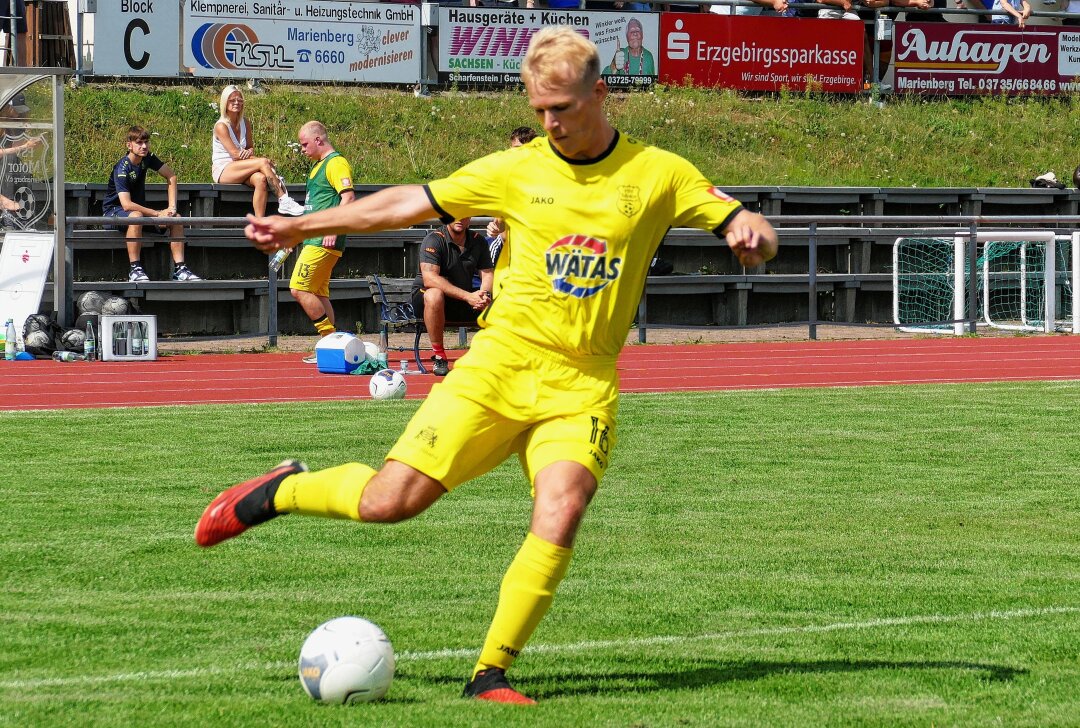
[
  {"x1": 195, "y1": 459, "x2": 308, "y2": 547},
  {"x1": 462, "y1": 667, "x2": 537, "y2": 705}
]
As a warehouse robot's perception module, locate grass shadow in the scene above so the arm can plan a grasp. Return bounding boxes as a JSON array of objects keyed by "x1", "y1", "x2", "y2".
[{"x1": 523, "y1": 659, "x2": 1028, "y2": 699}]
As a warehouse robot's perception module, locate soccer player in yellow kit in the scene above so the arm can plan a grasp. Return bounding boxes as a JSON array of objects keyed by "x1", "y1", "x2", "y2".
[{"x1": 196, "y1": 26, "x2": 778, "y2": 705}]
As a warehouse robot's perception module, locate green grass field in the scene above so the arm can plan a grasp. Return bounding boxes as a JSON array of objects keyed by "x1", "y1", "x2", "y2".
[{"x1": 2, "y1": 383, "x2": 1078, "y2": 727}]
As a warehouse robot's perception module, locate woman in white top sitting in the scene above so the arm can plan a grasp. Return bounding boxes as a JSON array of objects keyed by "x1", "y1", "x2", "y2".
[{"x1": 212, "y1": 85, "x2": 304, "y2": 216}]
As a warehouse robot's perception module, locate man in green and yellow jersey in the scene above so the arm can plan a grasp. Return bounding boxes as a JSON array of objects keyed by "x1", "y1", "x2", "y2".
[
  {"x1": 292, "y1": 121, "x2": 355, "y2": 363},
  {"x1": 197, "y1": 27, "x2": 778, "y2": 704}
]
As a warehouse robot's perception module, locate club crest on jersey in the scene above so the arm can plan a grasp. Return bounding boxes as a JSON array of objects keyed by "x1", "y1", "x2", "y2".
[
  {"x1": 545, "y1": 235, "x2": 623, "y2": 298},
  {"x1": 617, "y1": 185, "x2": 641, "y2": 217},
  {"x1": 708, "y1": 186, "x2": 734, "y2": 202}
]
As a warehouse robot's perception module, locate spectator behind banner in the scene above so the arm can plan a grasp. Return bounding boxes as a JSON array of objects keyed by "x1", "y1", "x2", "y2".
[
  {"x1": 412, "y1": 218, "x2": 493, "y2": 376},
  {"x1": 212, "y1": 85, "x2": 305, "y2": 217},
  {"x1": 486, "y1": 126, "x2": 539, "y2": 274},
  {"x1": 817, "y1": 0, "x2": 860, "y2": 19},
  {"x1": 1062, "y1": 0, "x2": 1080, "y2": 23},
  {"x1": 102, "y1": 126, "x2": 201, "y2": 283},
  {"x1": 991, "y1": 0, "x2": 1032, "y2": 24},
  {"x1": 708, "y1": 0, "x2": 789, "y2": 14}
]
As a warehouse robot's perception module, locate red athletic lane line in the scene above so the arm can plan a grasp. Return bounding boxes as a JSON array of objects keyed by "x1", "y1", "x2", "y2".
[{"x1": 3, "y1": 337, "x2": 1079, "y2": 410}]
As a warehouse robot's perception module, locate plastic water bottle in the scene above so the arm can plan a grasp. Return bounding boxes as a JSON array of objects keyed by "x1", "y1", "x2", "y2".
[
  {"x1": 3, "y1": 318, "x2": 15, "y2": 360},
  {"x1": 399, "y1": 359, "x2": 409, "y2": 374},
  {"x1": 84, "y1": 321, "x2": 96, "y2": 361},
  {"x1": 53, "y1": 351, "x2": 85, "y2": 362},
  {"x1": 269, "y1": 247, "x2": 292, "y2": 273}
]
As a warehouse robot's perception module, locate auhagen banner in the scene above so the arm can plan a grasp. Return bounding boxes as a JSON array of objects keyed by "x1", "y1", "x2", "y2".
[
  {"x1": 183, "y1": 0, "x2": 421, "y2": 83},
  {"x1": 894, "y1": 23, "x2": 1080, "y2": 96},
  {"x1": 658, "y1": 14, "x2": 863, "y2": 94},
  {"x1": 438, "y1": 7, "x2": 659, "y2": 88}
]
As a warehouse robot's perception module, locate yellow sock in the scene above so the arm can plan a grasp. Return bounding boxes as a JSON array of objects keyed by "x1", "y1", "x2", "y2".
[
  {"x1": 313, "y1": 316, "x2": 336, "y2": 337},
  {"x1": 272, "y1": 463, "x2": 375, "y2": 521},
  {"x1": 472, "y1": 532, "x2": 572, "y2": 679}
]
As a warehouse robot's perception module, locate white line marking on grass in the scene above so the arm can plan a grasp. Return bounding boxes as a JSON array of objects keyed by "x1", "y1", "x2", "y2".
[{"x1": 2, "y1": 606, "x2": 1075, "y2": 691}]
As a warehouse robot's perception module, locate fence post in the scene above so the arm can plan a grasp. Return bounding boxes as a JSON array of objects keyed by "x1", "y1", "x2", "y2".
[
  {"x1": 267, "y1": 260, "x2": 278, "y2": 347},
  {"x1": 637, "y1": 291, "x2": 647, "y2": 344},
  {"x1": 967, "y1": 221, "x2": 978, "y2": 334},
  {"x1": 808, "y1": 221, "x2": 817, "y2": 341}
]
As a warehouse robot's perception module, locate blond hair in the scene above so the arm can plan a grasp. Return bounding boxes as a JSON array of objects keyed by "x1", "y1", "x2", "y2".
[
  {"x1": 521, "y1": 26, "x2": 599, "y2": 91},
  {"x1": 217, "y1": 85, "x2": 243, "y2": 126},
  {"x1": 299, "y1": 120, "x2": 328, "y2": 140}
]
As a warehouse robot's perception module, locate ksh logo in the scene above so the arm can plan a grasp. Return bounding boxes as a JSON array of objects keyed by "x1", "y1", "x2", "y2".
[
  {"x1": 0, "y1": 131, "x2": 51, "y2": 230},
  {"x1": 545, "y1": 235, "x2": 622, "y2": 298},
  {"x1": 190, "y1": 23, "x2": 294, "y2": 71}
]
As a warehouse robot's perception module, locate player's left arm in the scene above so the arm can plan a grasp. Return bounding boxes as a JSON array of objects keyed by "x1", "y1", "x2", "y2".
[
  {"x1": 156, "y1": 163, "x2": 180, "y2": 217},
  {"x1": 721, "y1": 208, "x2": 778, "y2": 268}
]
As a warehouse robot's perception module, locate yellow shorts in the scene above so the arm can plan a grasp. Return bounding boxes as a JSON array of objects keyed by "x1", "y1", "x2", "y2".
[
  {"x1": 386, "y1": 329, "x2": 619, "y2": 491},
  {"x1": 289, "y1": 245, "x2": 341, "y2": 298}
]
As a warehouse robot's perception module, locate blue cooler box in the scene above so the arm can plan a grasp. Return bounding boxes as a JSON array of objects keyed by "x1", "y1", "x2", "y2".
[{"x1": 315, "y1": 332, "x2": 366, "y2": 374}]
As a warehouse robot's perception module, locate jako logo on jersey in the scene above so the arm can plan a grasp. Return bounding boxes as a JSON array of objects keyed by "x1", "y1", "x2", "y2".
[
  {"x1": 545, "y1": 235, "x2": 622, "y2": 298},
  {"x1": 708, "y1": 186, "x2": 734, "y2": 202}
]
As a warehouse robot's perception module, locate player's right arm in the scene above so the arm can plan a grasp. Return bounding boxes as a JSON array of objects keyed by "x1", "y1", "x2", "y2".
[
  {"x1": 722, "y1": 208, "x2": 777, "y2": 269},
  {"x1": 246, "y1": 184, "x2": 436, "y2": 253}
]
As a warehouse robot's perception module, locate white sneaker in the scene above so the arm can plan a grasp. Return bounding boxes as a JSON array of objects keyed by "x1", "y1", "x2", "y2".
[
  {"x1": 277, "y1": 196, "x2": 305, "y2": 216},
  {"x1": 171, "y1": 264, "x2": 202, "y2": 281},
  {"x1": 302, "y1": 353, "x2": 318, "y2": 364},
  {"x1": 128, "y1": 265, "x2": 149, "y2": 282}
]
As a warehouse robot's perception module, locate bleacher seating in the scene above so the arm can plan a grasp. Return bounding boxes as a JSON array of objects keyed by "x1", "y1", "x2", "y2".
[{"x1": 39, "y1": 182, "x2": 1080, "y2": 338}]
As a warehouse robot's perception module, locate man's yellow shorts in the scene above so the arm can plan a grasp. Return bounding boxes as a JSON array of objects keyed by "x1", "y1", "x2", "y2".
[
  {"x1": 289, "y1": 245, "x2": 341, "y2": 298},
  {"x1": 386, "y1": 329, "x2": 619, "y2": 491}
]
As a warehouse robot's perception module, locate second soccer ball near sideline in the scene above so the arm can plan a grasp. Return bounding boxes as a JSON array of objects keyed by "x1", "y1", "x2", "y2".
[{"x1": 369, "y1": 369, "x2": 407, "y2": 400}]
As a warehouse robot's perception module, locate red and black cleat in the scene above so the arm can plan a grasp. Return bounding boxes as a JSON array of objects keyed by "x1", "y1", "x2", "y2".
[
  {"x1": 194, "y1": 459, "x2": 307, "y2": 547},
  {"x1": 462, "y1": 668, "x2": 537, "y2": 705}
]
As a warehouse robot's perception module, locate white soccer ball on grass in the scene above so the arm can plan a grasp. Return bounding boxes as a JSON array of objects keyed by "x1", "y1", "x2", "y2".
[
  {"x1": 369, "y1": 369, "x2": 407, "y2": 400},
  {"x1": 298, "y1": 616, "x2": 395, "y2": 704}
]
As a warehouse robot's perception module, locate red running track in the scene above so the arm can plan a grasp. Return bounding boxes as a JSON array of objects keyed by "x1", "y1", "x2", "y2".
[{"x1": 3, "y1": 337, "x2": 1080, "y2": 411}]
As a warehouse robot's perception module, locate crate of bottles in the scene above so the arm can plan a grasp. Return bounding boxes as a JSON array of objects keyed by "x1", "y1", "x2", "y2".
[{"x1": 100, "y1": 315, "x2": 157, "y2": 362}]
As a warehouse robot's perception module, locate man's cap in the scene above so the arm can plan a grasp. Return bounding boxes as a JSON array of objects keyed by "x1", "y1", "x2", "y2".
[{"x1": 8, "y1": 93, "x2": 29, "y2": 114}]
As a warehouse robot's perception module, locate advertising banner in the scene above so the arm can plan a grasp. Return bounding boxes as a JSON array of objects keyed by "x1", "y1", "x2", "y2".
[
  {"x1": 894, "y1": 23, "x2": 1078, "y2": 96},
  {"x1": 182, "y1": 1, "x2": 421, "y2": 83},
  {"x1": 438, "y1": 7, "x2": 659, "y2": 88},
  {"x1": 658, "y1": 14, "x2": 863, "y2": 94},
  {"x1": 93, "y1": 0, "x2": 181, "y2": 76}
]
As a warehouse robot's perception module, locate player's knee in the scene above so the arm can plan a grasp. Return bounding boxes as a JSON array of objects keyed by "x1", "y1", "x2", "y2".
[
  {"x1": 128, "y1": 210, "x2": 144, "y2": 219},
  {"x1": 359, "y1": 465, "x2": 443, "y2": 522},
  {"x1": 251, "y1": 171, "x2": 266, "y2": 187}
]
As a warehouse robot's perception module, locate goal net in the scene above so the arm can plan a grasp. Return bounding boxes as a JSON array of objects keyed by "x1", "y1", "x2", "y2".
[{"x1": 893, "y1": 231, "x2": 1078, "y2": 335}]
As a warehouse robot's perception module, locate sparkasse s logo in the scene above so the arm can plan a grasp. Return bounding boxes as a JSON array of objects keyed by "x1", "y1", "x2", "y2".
[
  {"x1": 666, "y1": 19, "x2": 690, "y2": 60},
  {"x1": 545, "y1": 235, "x2": 623, "y2": 298}
]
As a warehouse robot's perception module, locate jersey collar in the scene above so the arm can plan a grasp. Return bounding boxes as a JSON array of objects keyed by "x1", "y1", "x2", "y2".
[{"x1": 548, "y1": 130, "x2": 620, "y2": 166}]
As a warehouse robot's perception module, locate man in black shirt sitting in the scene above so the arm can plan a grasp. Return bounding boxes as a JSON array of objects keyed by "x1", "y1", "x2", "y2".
[{"x1": 411, "y1": 217, "x2": 494, "y2": 376}]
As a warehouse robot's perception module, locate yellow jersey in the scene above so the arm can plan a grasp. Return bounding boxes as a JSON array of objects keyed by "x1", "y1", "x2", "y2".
[{"x1": 425, "y1": 132, "x2": 742, "y2": 358}]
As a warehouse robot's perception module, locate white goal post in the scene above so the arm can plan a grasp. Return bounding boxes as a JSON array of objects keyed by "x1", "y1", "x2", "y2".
[{"x1": 893, "y1": 231, "x2": 1079, "y2": 335}]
